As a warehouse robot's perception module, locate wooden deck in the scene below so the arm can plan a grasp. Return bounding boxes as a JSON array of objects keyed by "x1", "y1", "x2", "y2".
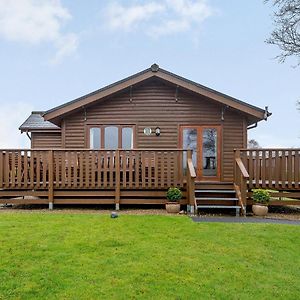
[
  {"x1": 0, "y1": 148, "x2": 299, "y2": 212},
  {"x1": 0, "y1": 149, "x2": 196, "y2": 208}
]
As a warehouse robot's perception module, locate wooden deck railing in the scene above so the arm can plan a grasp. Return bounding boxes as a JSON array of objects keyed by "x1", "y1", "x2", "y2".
[
  {"x1": 234, "y1": 149, "x2": 300, "y2": 209},
  {"x1": 0, "y1": 149, "x2": 190, "y2": 189},
  {"x1": 0, "y1": 149, "x2": 196, "y2": 208},
  {"x1": 237, "y1": 149, "x2": 300, "y2": 190}
]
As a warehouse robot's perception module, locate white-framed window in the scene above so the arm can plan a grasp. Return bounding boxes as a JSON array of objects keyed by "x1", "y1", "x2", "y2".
[{"x1": 88, "y1": 125, "x2": 134, "y2": 150}]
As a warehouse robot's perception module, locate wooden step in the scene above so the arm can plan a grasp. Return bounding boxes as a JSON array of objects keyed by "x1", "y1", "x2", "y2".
[
  {"x1": 197, "y1": 205, "x2": 240, "y2": 209},
  {"x1": 195, "y1": 182, "x2": 234, "y2": 190},
  {"x1": 196, "y1": 197, "x2": 238, "y2": 201},
  {"x1": 196, "y1": 205, "x2": 240, "y2": 216},
  {"x1": 195, "y1": 189, "x2": 236, "y2": 194}
]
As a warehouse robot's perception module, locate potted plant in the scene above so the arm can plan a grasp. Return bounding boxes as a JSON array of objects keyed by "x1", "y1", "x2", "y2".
[
  {"x1": 166, "y1": 187, "x2": 182, "y2": 213},
  {"x1": 252, "y1": 189, "x2": 270, "y2": 216}
]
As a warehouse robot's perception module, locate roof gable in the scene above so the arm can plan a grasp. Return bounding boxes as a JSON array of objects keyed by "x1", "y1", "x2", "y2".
[{"x1": 43, "y1": 64, "x2": 270, "y2": 123}]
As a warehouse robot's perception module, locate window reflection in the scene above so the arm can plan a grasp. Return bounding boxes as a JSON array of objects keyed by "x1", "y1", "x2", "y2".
[
  {"x1": 122, "y1": 127, "x2": 133, "y2": 150},
  {"x1": 105, "y1": 126, "x2": 118, "y2": 149},
  {"x1": 89, "y1": 128, "x2": 101, "y2": 149},
  {"x1": 202, "y1": 128, "x2": 217, "y2": 177}
]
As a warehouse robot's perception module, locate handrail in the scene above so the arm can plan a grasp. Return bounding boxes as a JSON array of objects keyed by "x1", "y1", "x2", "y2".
[
  {"x1": 187, "y1": 158, "x2": 196, "y2": 179},
  {"x1": 235, "y1": 148, "x2": 300, "y2": 151},
  {"x1": 234, "y1": 183, "x2": 246, "y2": 217},
  {"x1": 0, "y1": 148, "x2": 189, "y2": 152},
  {"x1": 235, "y1": 158, "x2": 249, "y2": 178},
  {"x1": 234, "y1": 150, "x2": 249, "y2": 216}
]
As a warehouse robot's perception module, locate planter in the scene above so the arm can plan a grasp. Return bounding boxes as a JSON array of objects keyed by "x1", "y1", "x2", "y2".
[
  {"x1": 252, "y1": 204, "x2": 268, "y2": 216},
  {"x1": 165, "y1": 202, "x2": 181, "y2": 214}
]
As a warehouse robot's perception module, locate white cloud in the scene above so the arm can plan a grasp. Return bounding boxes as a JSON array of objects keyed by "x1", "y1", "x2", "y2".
[
  {"x1": 0, "y1": 0, "x2": 78, "y2": 63},
  {"x1": 106, "y1": 2, "x2": 165, "y2": 31},
  {"x1": 0, "y1": 102, "x2": 33, "y2": 148},
  {"x1": 104, "y1": 0, "x2": 213, "y2": 37},
  {"x1": 50, "y1": 33, "x2": 78, "y2": 64}
]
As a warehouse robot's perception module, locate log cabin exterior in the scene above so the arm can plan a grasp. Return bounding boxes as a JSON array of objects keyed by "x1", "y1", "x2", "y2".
[
  {"x1": 1, "y1": 64, "x2": 299, "y2": 214},
  {"x1": 20, "y1": 64, "x2": 269, "y2": 182}
]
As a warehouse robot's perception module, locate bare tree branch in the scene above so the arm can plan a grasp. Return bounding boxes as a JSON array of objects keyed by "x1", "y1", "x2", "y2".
[{"x1": 265, "y1": 0, "x2": 300, "y2": 65}]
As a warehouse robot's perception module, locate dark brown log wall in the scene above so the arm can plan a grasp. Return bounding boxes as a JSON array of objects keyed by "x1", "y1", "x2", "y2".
[
  {"x1": 31, "y1": 132, "x2": 62, "y2": 149},
  {"x1": 62, "y1": 79, "x2": 247, "y2": 181}
]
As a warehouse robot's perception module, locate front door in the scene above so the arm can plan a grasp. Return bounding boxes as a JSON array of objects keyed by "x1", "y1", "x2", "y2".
[{"x1": 180, "y1": 126, "x2": 221, "y2": 181}]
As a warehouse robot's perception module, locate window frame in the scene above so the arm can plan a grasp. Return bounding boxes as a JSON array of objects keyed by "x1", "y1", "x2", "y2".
[{"x1": 86, "y1": 124, "x2": 136, "y2": 149}]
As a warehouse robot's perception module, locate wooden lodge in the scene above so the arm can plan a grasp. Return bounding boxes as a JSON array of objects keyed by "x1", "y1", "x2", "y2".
[{"x1": 0, "y1": 64, "x2": 299, "y2": 214}]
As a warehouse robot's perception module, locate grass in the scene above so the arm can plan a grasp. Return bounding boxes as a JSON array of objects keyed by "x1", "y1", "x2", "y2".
[{"x1": 0, "y1": 213, "x2": 299, "y2": 299}]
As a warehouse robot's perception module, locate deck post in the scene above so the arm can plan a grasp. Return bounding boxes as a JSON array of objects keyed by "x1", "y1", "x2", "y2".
[
  {"x1": 187, "y1": 150, "x2": 195, "y2": 215},
  {"x1": 115, "y1": 149, "x2": 120, "y2": 211},
  {"x1": 48, "y1": 150, "x2": 54, "y2": 210}
]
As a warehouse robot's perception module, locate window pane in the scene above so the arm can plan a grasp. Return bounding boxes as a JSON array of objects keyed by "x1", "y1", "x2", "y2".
[
  {"x1": 202, "y1": 128, "x2": 217, "y2": 177},
  {"x1": 122, "y1": 127, "x2": 133, "y2": 149},
  {"x1": 182, "y1": 128, "x2": 198, "y2": 174},
  {"x1": 105, "y1": 126, "x2": 118, "y2": 149},
  {"x1": 90, "y1": 128, "x2": 100, "y2": 149}
]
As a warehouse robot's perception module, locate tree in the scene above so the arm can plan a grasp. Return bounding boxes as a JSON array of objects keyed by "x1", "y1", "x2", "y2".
[
  {"x1": 248, "y1": 139, "x2": 261, "y2": 149},
  {"x1": 265, "y1": 0, "x2": 300, "y2": 65}
]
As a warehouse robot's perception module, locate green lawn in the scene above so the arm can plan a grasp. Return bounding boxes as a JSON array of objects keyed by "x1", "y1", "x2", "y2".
[{"x1": 0, "y1": 213, "x2": 299, "y2": 299}]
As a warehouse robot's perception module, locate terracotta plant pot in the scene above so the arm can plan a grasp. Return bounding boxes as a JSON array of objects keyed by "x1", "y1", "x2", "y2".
[
  {"x1": 252, "y1": 204, "x2": 268, "y2": 216},
  {"x1": 165, "y1": 202, "x2": 181, "y2": 214}
]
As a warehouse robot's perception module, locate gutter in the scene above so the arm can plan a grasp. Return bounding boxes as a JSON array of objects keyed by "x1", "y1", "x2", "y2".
[
  {"x1": 247, "y1": 123, "x2": 258, "y2": 130},
  {"x1": 26, "y1": 131, "x2": 31, "y2": 141}
]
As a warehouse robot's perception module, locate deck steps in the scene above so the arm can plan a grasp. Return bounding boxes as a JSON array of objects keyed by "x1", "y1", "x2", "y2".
[{"x1": 195, "y1": 182, "x2": 240, "y2": 216}]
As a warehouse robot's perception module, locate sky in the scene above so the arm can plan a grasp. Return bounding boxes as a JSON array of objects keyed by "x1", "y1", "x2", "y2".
[{"x1": 0, "y1": 0, "x2": 299, "y2": 148}]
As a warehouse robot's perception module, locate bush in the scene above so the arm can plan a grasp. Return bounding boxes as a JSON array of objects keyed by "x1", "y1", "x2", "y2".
[
  {"x1": 166, "y1": 187, "x2": 182, "y2": 202},
  {"x1": 252, "y1": 189, "x2": 270, "y2": 205}
]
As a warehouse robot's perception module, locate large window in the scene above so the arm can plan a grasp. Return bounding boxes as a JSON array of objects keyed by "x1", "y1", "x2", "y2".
[{"x1": 88, "y1": 125, "x2": 134, "y2": 150}]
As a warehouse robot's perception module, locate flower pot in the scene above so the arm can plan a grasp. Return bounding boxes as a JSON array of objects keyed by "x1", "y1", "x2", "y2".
[
  {"x1": 165, "y1": 202, "x2": 181, "y2": 214},
  {"x1": 252, "y1": 204, "x2": 268, "y2": 216}
]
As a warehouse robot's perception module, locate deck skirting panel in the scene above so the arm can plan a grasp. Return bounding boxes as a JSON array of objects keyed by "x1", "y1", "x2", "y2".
[{"x1": 0, "y1": 188, "x2": 188, "y2": 205}]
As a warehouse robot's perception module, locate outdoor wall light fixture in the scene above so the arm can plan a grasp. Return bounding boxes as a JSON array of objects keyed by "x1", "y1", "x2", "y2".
[{"x1": 155, "y1": 127, "x2": 161, "y2": 136}]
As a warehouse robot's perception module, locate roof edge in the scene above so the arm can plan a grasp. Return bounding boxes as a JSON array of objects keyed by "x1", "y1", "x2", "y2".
[{"x1": 43, "y1": 64, "x2": 269, "y2": 122}]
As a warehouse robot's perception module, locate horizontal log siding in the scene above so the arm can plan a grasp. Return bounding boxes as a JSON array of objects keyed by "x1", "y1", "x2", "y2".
[
  {"x1": 64, "y1": 79, "x2": 247, "y2": 181},
  {"x1": 31, "y1": 132, "x2": 62, "y2": 149},
  {"x1": 222, "y1": 113, "x2": 245, "y2": 181}
]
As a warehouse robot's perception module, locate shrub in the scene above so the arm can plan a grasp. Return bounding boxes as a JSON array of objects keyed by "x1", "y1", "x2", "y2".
[
  {"x1": 252, "y1": 189, "x2": 270, "y2": 205},
  {"x1": 166, "y1": 187, "x2": 182, "y2": 202}
]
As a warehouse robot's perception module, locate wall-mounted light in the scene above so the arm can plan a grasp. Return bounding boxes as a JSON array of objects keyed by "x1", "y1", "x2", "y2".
[{"x1": 155, "y1": 127, "x2": 161, "y2": 136}]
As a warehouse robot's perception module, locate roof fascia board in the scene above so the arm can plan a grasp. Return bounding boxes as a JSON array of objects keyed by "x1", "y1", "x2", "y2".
[
  {"x1": 44, "y1": 71, "x2": 154, "y2": 121},
  {"x1": 20, "y1": 128, "x2": 61, "y2": 133},
  {"x1": 154, "y1": 72, "x2": 265, "y2": 120}
]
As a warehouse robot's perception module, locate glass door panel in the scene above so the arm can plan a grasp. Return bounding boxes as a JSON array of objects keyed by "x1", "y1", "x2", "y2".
[
  {"x1": 202, "y1": 128, "x2": 217, "y2": 177},
  {"x1": 182, "y1": 128, "x2": 198, "y2": 174}
]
